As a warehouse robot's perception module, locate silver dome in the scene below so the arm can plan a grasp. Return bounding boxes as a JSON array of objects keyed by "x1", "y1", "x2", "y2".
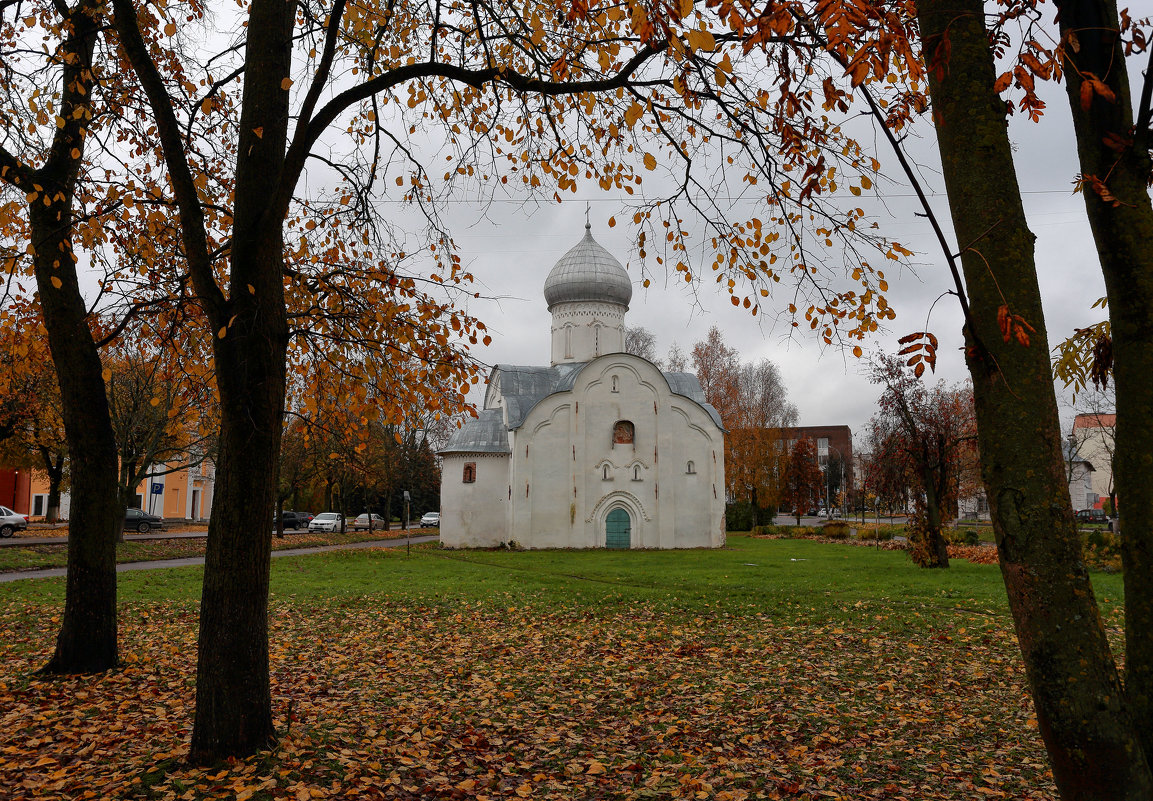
[{"x1": 543, "y1": 224, "x2": 633, "y2": 310}]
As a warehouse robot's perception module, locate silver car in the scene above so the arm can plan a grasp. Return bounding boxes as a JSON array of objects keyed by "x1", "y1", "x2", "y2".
[
  {"x1": 352, "y1": 513, "x2": 387, "y2": 531},
  {"x1": 0, "y1": 505, "x2": 29, "y2": 538},
  {"x1": 419, "y1": 511, "x2": 440, "y2": 528}
]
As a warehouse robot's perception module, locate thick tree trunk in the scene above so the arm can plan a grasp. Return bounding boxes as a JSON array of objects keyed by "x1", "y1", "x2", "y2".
[
  {"x1": 29, "y1": 3, "x2": 120, "y2": 675},
  {"x1": 1053, "y1": 0, "x2": 1153, "y2": 761},
  {"x1": 188, "y1": 0, "x2": 293, "y2": 761},
  {"x1": 920, "y1": 476, "x2": 949, "y2": 569},
  {"x1": 917, "y1": 0, "x2": 1152, "y2": 795}
]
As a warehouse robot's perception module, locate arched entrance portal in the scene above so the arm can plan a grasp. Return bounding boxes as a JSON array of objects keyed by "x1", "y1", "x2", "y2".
[{"x1": 606, "y1": 508, "x2": 631, "y2": 549}]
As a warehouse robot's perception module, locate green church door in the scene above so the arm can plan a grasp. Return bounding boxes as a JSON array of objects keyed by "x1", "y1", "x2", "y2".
[{"x1": 606, "y1": 509, "x2": 631, "y2": 549}]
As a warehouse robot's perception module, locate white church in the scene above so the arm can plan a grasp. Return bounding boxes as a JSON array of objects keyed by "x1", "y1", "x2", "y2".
[{"x1": 438, "y1": 223, "x2": 727, "y2": 549}]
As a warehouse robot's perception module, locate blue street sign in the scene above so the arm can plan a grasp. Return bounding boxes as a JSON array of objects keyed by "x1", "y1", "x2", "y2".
[{"x1": 151, "y1": 484, "x2": 164, "y2": 495}]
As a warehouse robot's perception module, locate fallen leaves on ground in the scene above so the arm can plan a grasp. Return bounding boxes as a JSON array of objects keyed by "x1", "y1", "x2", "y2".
[{"x1": 0, "y1": 595, "x2": 1056, "y2": 800}]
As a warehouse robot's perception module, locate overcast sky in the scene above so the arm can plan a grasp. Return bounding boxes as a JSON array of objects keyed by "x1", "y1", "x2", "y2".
[{"x1": 430, "y1": 74, "x2": 1112, "y2": 445}]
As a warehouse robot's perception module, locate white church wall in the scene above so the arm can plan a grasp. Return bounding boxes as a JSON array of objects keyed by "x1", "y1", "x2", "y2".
[
  {"x1": 550, "y1": 301, "x2": 626, "y2": 364},
  {"x1": 518, "y1": 405, "x2": 577, "y2": 548},
  {"x1": 440, "y1": 453, "x2": 511, "y2": 548}
]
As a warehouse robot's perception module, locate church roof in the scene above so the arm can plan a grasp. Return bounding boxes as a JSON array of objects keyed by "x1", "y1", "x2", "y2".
[
  {"x1": 543, "y1": 223, "x2": 633, "y2": 310},
  {"x1": 440, "y1": 408, "x2": 512, "y2": 455},
  {"x1": 439, "y1": 359, "x2": 723, "y2": 455}
]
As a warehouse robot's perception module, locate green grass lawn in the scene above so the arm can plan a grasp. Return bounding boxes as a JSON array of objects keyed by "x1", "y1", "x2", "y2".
[{"x1": 0, "y1": 535, "x2": 1117, "y2": 800}]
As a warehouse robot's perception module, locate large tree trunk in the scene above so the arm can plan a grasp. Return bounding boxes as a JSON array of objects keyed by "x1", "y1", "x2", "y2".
[
  {"x1": 917, "y1": 0, "x2": 1152, "y2": 795},
  {"x1": 31, "y1": 2, "x2": 121, "y2": 675},
  {"x1": 187, "y1": 0, "x2": 293, "y2": 761},
  {"x1": 1053, "y1": 0, "x2": 1153, "y2": 760}
]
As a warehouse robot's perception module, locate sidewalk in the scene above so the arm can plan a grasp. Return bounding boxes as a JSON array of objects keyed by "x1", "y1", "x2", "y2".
[
  {"x1": 0, "y1": 534, "x2": 439, "y2": 583},
  {"x1": 4, "y1": 521, "x2": 414, "y2": 548}
]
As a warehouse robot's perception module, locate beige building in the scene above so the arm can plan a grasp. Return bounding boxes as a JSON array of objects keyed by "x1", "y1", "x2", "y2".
[
  {"x1": 3, "y1": 459, "x2": 214, "y2": 521},
  {"x1": 438, "y1": 224, "x2": 727, "y2": 549},
  {"x1": 1071, "y1": 413, "x2": 1115, "y2": 508}
]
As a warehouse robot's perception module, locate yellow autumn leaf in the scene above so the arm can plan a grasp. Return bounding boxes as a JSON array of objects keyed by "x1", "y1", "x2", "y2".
[
  {"x1": 50, "y1": 276, "x2": 62, "y2": 289},
  {"x1": 150, "y1": 397, "x2": 160, "y2": 407},
  {"x1": 643, "y1": 152, "x2": 657, "y2": 170},
  {"x1": 686, "y1": 28, "x2": 716, "y2": 53},
  {"x1": 164, "y1": 22, "x2": 176, "y2": 36},
  {"x1": 623, "y1": 102, "x2": 644, "y2": 128},
  {"x1": 281, "y1": 77, "x2": 294, "y2": 90},
  {"x1": 586, "y1": 760, "x2": 607, "y2": 775},
  {"x1": 217, "y1": 326, "x2": 227, "y2": 339}
]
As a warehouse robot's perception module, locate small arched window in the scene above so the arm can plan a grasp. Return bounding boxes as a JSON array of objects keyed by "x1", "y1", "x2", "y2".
[
  {"x1": 612, "y1": 420, "x2": 635, "y2": 446},
  {"x1": 611, "y1": 375, "x2": 619, "y2": 393},
  {"x1": 633, "y1": 465, "x2": 642, "y2": 481},
  {"x1": 687, "y1": 460, "x2": 696, "y2": 474},
  {"x1": 602, "y1": 465, "x2": 610, "y2": 480},
  {"x1": 462, "y1": 462, "x2": 477, "y2": 483}
]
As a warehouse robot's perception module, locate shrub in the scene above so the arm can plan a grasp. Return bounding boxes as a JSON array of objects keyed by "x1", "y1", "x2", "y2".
[
  {"x1": 946, "y1": 528, "x2": 980, "y2": 546},
  {"x1": 857, "y1": 526, "x2": 899, "y2": 542},
  {"x1": 821, "y1": 521, "x2": 850, "y2": 539},
  {"x1": 1082, "y1": 528, "x2": 1121, "y2": 572}
]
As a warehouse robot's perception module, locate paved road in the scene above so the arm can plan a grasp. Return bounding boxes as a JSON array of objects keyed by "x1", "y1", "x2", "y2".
[
  {"x1": 0, "y1": 534, "x2": 439, "y2": 583},
  {"x1": 2, "y1": 521, "x2": 424, "y2": 548}
]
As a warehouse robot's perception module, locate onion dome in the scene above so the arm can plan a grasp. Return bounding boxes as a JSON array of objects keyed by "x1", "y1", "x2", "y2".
[{"x1": 543, "y1": 223, "x2": 633, "y2": 311}]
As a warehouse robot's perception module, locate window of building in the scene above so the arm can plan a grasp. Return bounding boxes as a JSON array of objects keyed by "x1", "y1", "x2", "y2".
[
  {"x1": 462, "y1": 462, "x2": 477, "y2": 483},
  {"x1": 611, "y1": 375, "x2": 619, "y2": 393},
  {"x1": 602, "y1": 465, "x2": 611, "y2": 480},
  {"x1": 686, "y1": 461, "x2": 696, "y2": 474},
  {"x1": 612, "y1": 420, "x2": 635, "y2": 446},
  {"x1": 633, "y1": 465, "x2": 642, "y2": 481},
  {"x1": 818, "y1": 437, "x2": 829, "y2": 455}
]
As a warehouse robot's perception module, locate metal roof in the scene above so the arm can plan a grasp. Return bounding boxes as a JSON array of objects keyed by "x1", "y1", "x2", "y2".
[
  {"x1": 439, "y1": 409, "x2": 511, "y2": 454},
  {"x1": 543, "y1": 224, "x2": 633, "y2": 310}
]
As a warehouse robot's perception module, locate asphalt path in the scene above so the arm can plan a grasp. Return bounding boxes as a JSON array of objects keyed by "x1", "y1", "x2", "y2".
[
  {"x1": 0, "y1": 534, "x2": 439, "y2": 583},
  {"x1": 2, "y1": 521, "x2": 420, "y2": 548}
]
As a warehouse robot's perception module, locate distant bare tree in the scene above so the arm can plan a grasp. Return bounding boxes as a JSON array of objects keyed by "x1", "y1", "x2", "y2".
[
  {"x1": 624, "y1": 326, "x2": 660, "y2": 364},
  {"x1": 665, "y1": 342, "x2": 688, "y2": 373}
]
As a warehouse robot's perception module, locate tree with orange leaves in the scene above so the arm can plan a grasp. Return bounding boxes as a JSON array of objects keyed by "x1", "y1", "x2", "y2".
[
  {"x1": 866, "y1": 356, "x2": 976, "y2": 569},
  {"x1": 782, "y1": 436, "x2": 822, "y2": 525},
  {"x1": 692, "y1": 326, "x2": 796, "y2": 525},
  {"x1": 107, "y1": 0, "x2": 924, "y2": 759}
]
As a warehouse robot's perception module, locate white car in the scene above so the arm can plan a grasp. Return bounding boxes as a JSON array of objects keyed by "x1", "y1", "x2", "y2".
[
  {"x1": 0, "y1": 505, "x2": 28, "y2": 538},
  {"x1": 308, "y1": 512, "x2": 343, "y2": 533},
  {"x1": 419, "y1": 511, "x2": 440, "y2": 528}
]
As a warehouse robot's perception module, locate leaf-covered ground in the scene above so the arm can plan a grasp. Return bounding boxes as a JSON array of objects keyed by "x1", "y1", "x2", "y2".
[{"x1": 0, "y1": 538, "x2": 1087, "y2": 800}]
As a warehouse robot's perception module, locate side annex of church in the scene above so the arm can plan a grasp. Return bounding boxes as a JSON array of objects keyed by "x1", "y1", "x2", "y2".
[{"x1": 438, "y1": 224, "x2": 726, "y2": 549}]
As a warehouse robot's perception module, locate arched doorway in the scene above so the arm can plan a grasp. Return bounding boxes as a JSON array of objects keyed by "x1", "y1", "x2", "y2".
[{"x1": 606, "y1": 508, "x2": 631, "y2": 549}]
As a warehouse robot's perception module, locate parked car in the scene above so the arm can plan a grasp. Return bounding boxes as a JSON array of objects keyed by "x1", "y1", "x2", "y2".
[
  {"x1": 0, "y1": 505, "x2": 29, "y2": 538},
  {"x1": 275, "y1": 510, "x2": 313, "y2": 530},
  {"x1": 419, "y1": 511, "x2": 440, "y2": 528},
  {"x1": 352, "y1": 513, "x2": 387, "y2": 531},
  {"x1": 125, "y1": 507, "x2": 165, "y2": 533},
  {"x1": 1076, "y1": 508, "x2": 1108, "y2": 524},
  {"x1": 308, "y1": 512, "x2": 343, "y2": 533}
]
